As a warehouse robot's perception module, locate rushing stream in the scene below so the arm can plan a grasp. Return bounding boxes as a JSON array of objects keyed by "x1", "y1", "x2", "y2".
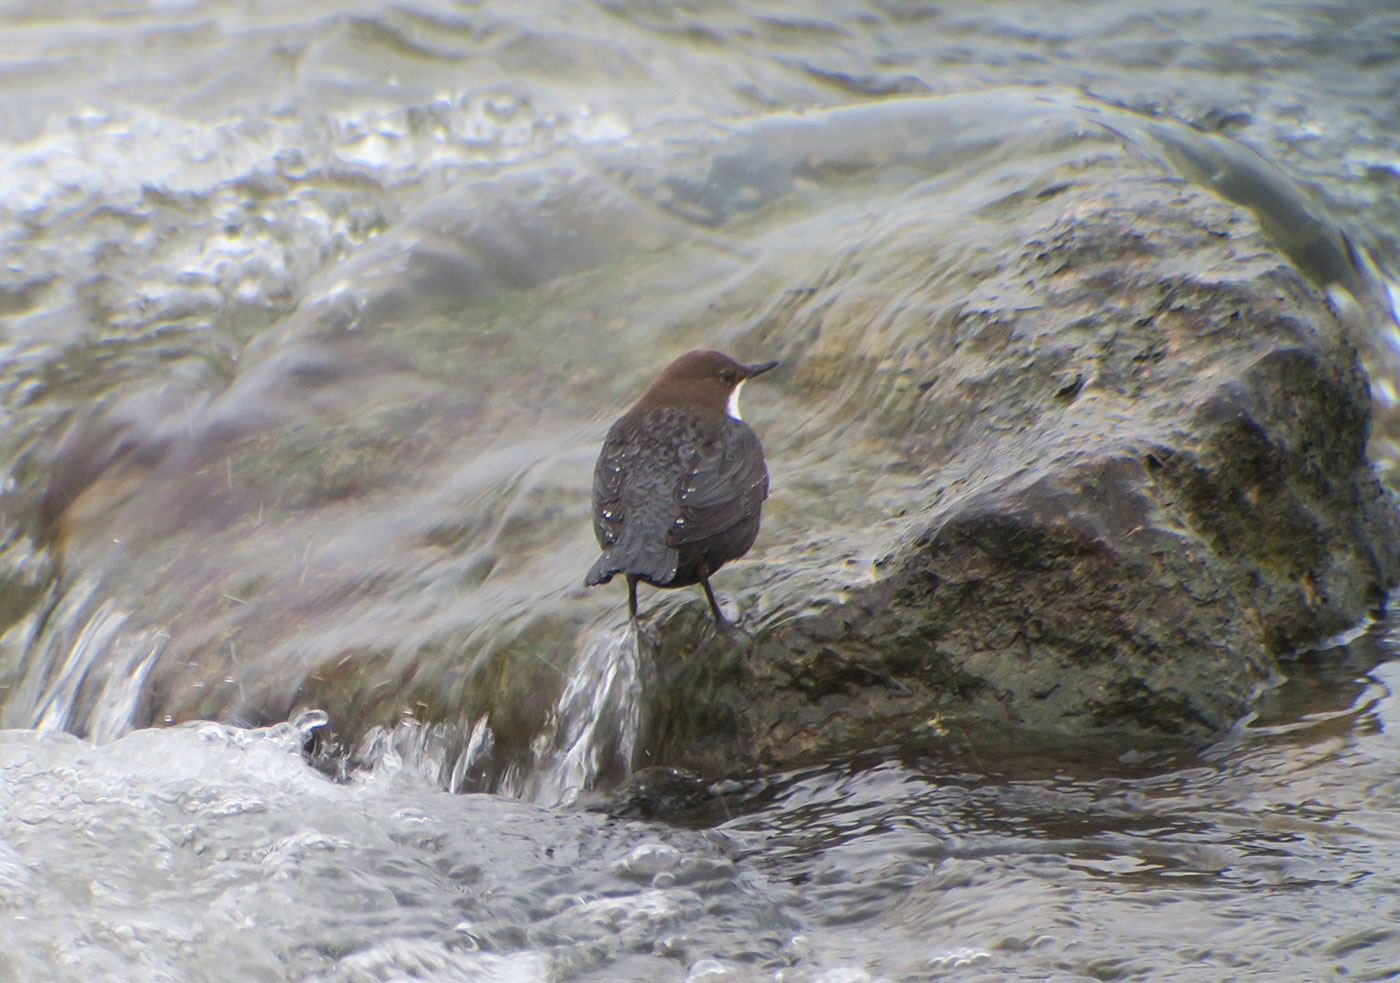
[{"x1": 3, "y1": 0, "x2": 1400, "y2": 979}]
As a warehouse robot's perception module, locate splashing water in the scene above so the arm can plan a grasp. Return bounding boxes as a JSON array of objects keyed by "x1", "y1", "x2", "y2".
[
  {"x1": 1, "y1": 578, "x2": 166, "y2": 743},
  {"x1": 347, "y1": 624, "x2": 647, "y2": 803},
  {"x1": 501, "y1": 624, "x2": 646, "y2": 805},
  {"x1": 449, "y1": 715, "x2": 497, "y2": 793}
]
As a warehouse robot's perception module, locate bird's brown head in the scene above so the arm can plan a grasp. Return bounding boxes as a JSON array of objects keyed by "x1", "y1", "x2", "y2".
[{"x1": 636, "y1": 350, "x2": 778, "y2": 420}]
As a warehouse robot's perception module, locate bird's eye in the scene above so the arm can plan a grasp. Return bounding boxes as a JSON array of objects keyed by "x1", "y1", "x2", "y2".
[{"x1": 720, "y1": 369, "x2": 736, "y2": 383}]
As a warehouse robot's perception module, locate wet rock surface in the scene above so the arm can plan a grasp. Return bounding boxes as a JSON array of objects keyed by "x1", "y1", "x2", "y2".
[
  {"x1": 10, "y1": 93, "x2": 1400, "y2": 783},
  {"x1": 644, "y1": 175, "x2": 1400, "y2": 772}
]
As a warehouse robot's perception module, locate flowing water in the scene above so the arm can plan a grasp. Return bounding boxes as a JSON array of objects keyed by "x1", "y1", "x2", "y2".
[{"x1": 3, "y1": 0, "x2": 1400, "y2": 979}]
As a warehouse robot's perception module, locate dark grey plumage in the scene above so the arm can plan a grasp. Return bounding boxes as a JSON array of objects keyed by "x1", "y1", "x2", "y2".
[{"x1": 585, "y1": 350, "x2": 776, "y2": 624}]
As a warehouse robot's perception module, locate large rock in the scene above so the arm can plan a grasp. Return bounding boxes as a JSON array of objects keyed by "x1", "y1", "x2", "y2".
[
  {"x1": 642, "y1": 172, "x2": 1400, "y2": 772},
  {"x1": 7, "y1": 92, "x2": 1397, "y2": 785}
]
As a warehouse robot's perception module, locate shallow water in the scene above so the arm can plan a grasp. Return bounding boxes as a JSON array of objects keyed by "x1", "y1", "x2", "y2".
[
  {"x1": 4, "y1": 628, "x2": 1400, "y2": 981},
  {"x1": 3, "y1": 0, "x2": 1400, "y2": 978}
]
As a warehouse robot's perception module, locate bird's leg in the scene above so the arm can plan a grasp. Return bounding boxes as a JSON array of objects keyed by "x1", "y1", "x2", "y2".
[
  {"x1": 700, "y1": 577, "x2": 728, "y2": 627},
  {"x1": 627, "y1": 574, "x2": 639, "y2": 622}
]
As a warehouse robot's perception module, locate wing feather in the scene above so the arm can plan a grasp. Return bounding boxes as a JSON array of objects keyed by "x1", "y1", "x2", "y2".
[
  {"x1": 669, "y1": 420, "x2": 768, "y2": 547},
  {"x1": 591, "y1": 422, "x2": 627, "y2": 548}
]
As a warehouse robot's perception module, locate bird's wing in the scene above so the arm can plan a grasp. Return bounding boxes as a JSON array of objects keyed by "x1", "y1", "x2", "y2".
[
  {"x1": 591, "y1": 422, "x2": 628, "y2": 548},
  {"x1": 669, "y1": 420, "x2": 768, "y2": 547}
]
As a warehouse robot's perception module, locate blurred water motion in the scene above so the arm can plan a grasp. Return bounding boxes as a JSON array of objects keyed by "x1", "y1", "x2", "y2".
[{"x1": 1, "y1": 0, "x2": 1400, "y2": 980}]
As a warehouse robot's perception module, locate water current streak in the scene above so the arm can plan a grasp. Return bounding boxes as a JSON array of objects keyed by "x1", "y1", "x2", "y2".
[
  {"x1": 1, "y1": 577, "x2": 165, "y2": 743},
  {"x1": 500, "y1": 624, "x2": 645, "y2": 805}
]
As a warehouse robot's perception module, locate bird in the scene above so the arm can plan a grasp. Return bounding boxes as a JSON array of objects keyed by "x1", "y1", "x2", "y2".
[{"x1": 585, "y1": 349, "x2": 778, "y2": 625}]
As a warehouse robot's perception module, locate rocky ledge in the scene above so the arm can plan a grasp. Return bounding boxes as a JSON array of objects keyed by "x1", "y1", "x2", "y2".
[
  {"x1": 16, "y1": 95, "x2": 1399, "y2": 786},
  {"x1": 641, "y1": 173, "x2": 1400, "y2": 774}
]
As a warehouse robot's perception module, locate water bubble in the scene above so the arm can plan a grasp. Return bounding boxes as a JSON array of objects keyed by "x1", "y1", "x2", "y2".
[
  {"x1": 685, "y1": 959, "x2": 737, "y2": 982},
  {"x1": 76, "y1": 779, "x2": 109, "y2": 804},
  {"x1": 620, "y1": 841, "x2": 683, "y2": 878},
  {"x1": 804, "y1": 969, "x2": 876, "y2": 983},
  {"x1": 926, "y1": 947, "x2": 990, "y2": 969},
  {"x1": 656, "y1": 933, "x2": 687, "y2": 956},
  {"x1": 290, "y1": 709, "x2": 329, "y2": 735}
]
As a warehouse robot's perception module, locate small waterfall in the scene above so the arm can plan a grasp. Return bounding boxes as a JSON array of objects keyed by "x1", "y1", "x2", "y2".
[
  {"x1": 500, "y1": 623, "x2": 646, "y2": 805},
  {"x1": 0, "y1": 576, "x2": 166, "y2": 743},
  {"x1": 350, "y1": 624, "x2": 648, "y2": 805},
  {"x1": 8, "y1": 567, "x2": 653, "y2": 803},
  {"x1": 448, "y1": 716, "x2": 496, "y2": 792},
  {"x1": 352, "y1": 717, "x2": 466, "y2": 788}
]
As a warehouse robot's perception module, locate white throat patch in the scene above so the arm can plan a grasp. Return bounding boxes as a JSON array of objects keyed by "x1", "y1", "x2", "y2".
[{"x1": 726, "y1": 380, "x2": 745, "y2": 420}]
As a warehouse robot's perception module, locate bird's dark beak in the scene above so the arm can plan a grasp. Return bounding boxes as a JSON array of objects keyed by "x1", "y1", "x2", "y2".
[{"x1": 742, "y1": 360, "x2": 779, "y2": 380}]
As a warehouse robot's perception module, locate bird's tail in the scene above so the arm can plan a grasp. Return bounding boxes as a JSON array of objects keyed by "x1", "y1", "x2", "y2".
[{"x1": 585, "y1": 541, "x2": 676, "y2": 588}]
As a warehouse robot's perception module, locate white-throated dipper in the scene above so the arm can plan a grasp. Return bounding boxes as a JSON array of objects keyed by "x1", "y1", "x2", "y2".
[{"x1": 585, "y1": 350, "x2": 778, "y2": 624}]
